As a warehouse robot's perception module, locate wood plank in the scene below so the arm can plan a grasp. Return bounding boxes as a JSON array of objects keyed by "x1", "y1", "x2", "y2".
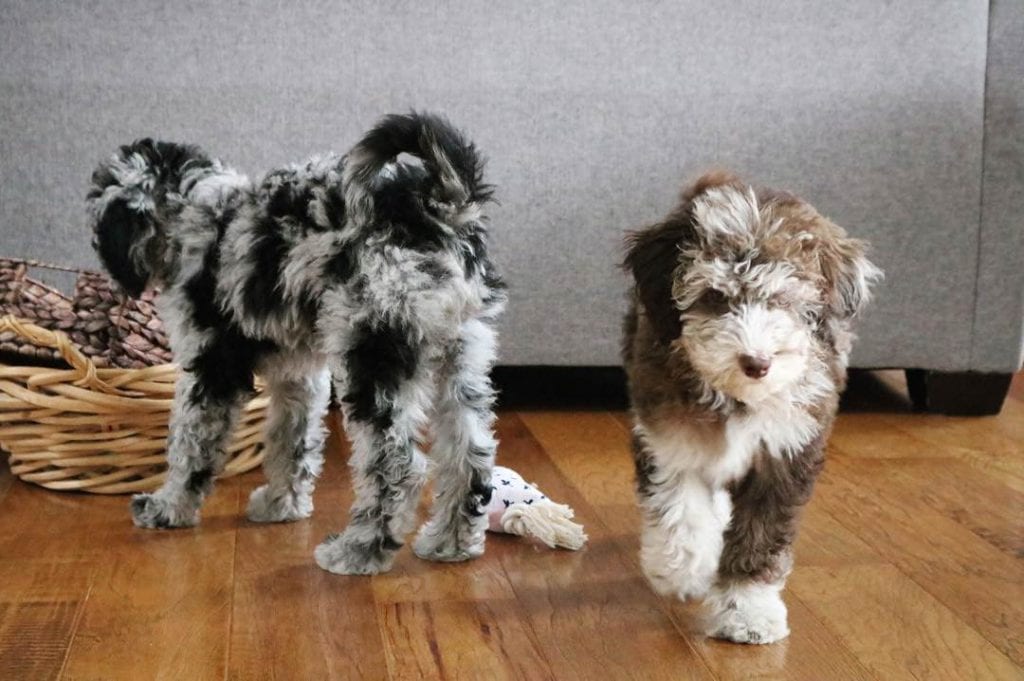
[
  {"x1": 890, "y1": 411, "x2": 1023, "y2": 466},
  {"x1": 791, "y1": 497, "x2": 882, "y2": 569},
  {"x1": 499, "y1": 413, "x2": 717, "y2": 680},
  {"x1": 792, "y1": 564, "x2": 1021, "y2": 681},
  {"x1": 831, "y1": 406, "x2": 1024, "y2": 494},
  {"x1": 829, "y1": 412, "x2": 928, "y2": 460},
  {"x1": 0, "y1": 458, "x2": 11, "y2": 506},
  {"x1": 518, "y1": 410, "x2": 877, "y2": 681},
  {"x1": 610, "y1": 410, "x2": 633, "y2": 431},
  {"x1": 61, "y1": 476, "x2": 242, "y2": 680},
  {"x1": 373, "y1": 553, "x2": 553, "y2": 681},
  {"x1": 0, "y1": 559, "x2": 94, "y2": 604},
  {"x1": 878, "y1": 457, "x2": 1024, "y2": 558},
  {"x1": 815, "y1": 454, "x2": 1024, "y2": 667},
  {"x1": 0, "y1": 601, "x2": 83, "y2": 680},
  {"x1": 1010, "y1": 372, "x2": 1024, "y2": 403},
  {"x1": 0, "y1": 560, "x2": 93, "y2": 681},
  {"x1": 0, "y1": 468, "x2": 106, "y2": 679},
  {"x1": 0, "y1": 474, "x2": 124, "y2": 563},
  {"x1": 228, "y1": 413, "x2": 388, "y2": 681}
]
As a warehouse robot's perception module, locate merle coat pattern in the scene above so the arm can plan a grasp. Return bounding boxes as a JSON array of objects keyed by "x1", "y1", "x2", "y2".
[{"x1": 88, "y1": 113, "x2": 506, "y2": 574}]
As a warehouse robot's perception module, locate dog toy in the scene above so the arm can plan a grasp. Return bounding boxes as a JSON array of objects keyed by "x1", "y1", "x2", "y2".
[{"x1": 485, "y1": 466, "x2": 587, "y2": 550}]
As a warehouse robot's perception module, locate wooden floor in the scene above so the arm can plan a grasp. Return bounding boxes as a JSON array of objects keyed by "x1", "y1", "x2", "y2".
[{"x1": 1, "y1": 371, "x2": 1023, "y2": 680}]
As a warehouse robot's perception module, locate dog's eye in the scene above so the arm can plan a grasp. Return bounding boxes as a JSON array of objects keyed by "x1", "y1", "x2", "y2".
[{"x1": 701, "y1": 288, "x2": 729, "y2": 311}]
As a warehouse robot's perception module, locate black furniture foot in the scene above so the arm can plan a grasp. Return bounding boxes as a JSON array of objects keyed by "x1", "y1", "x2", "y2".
[{"x1": 905, "y1": 369, "x2": 1013, "y2": 416}]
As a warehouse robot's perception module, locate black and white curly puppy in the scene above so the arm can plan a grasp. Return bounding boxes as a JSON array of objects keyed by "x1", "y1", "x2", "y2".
[
  {"x1": 622, "y1": 172, "x2": 881, "y2": 643},
  {"x1": 87, "y1": 112, "x2": 506, "y2": 575}
]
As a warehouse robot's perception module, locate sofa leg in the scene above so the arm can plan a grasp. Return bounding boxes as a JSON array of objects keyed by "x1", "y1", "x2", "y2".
[{"x1": 904, "y1": 370, "x2": 1013, "y2": 416}]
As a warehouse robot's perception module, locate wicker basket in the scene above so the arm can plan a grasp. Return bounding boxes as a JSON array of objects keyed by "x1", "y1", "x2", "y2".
[{"x1": 0, "y1": 315, "x2": 267, "y2": 494}]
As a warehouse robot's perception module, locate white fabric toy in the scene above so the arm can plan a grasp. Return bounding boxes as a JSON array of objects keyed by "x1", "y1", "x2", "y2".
[{"x1": 485, "y1": 466, "x2": 587, "y2": 550}]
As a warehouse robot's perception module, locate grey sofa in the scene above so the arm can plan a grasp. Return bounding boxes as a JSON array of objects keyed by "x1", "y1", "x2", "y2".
[{"x1": 2, "y1": 1, "x2": 1021, "y2": 412}]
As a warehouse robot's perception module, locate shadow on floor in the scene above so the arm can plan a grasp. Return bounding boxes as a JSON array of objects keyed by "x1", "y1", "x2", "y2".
[{"x1": 840, "y1": 370, "x2": 914, "y2": 413}]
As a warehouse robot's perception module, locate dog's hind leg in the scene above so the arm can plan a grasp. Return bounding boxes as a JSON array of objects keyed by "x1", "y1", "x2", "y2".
[
  {"x1": 414, "y1": 318, "x2": 498, "y2": 563},
  {"x1": 130, "y1": 370, "x2": 246, "y2": 529},
  {"x1": 246, "y1": 355, "x2": 331, "y2": 523},
  {"x1": 314, "y1": 319, "x2": 433, "y2": 575}
]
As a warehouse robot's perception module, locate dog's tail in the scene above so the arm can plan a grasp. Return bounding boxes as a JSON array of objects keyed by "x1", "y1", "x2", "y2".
[
  {"x1": 342, "y1": 111, "x2": 492, "y2": 226},
  {"x1": 87, "y1": 139, "x2": 242, "y2": 296}
]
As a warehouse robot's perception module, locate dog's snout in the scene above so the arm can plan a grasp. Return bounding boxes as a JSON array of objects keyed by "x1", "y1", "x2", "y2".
[{"x1": 739, "y1": 354, "x2": 771, "y2": 379}]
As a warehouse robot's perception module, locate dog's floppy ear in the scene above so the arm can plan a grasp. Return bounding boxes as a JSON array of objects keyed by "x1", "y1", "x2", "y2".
[
  {"x1": 87, "y1": 139, "x2": 178, "y2": 298},
  {"x1": 623, "y1": 219, "x2": 687, "y2": 343},
  {"x1": 91, "y1": 196, "x2": 159, "y2": 297},
  {"x1": 623, "y1": 172, "x2": 744, "y2": 343},
  {"x1": 817, "y1": 234, "x2": 882, "y2": 321}
]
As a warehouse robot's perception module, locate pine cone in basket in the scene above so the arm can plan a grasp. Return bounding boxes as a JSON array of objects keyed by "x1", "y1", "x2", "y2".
[
  {"x1": 73, "y1": 270, "x2": 172, "y2": 368},
  {"x1": 0, "y1": 258, "x2": 172, "y2": 368}
]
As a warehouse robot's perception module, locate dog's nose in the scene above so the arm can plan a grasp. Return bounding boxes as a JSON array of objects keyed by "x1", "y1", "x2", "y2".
[{"x1": 739, "y1": 354, "x2": 771, "y2": 379}]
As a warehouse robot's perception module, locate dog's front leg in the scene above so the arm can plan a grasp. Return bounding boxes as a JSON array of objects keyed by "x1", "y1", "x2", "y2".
[
  {"x1": 704, "y1": 436, "x2": 825, "y2": 644},
  {"x1": 633, "y1": 432, "x2": 732, "y2": 601},
  {"x1": 414, "y1": 319, "x2": 498, "y2": 563},
  {"x1": 246, "y1": 358, "x2": 331, "y2": 523},
  {"x1": 131, "y1": 370, "x2": 245, "y2": 529}
]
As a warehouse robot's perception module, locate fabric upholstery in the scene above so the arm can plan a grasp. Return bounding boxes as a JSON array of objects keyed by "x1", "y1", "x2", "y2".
[{"x1": 0, "y1": 1, "x2": 1018, "y2": 371}]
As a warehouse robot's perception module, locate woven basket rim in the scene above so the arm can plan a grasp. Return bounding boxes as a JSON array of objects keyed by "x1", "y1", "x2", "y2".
[
  {"x1": 0, "y1": 315, "x2": 267, "y2": 495},
  {"x1": 1, "y1": 256, "x2": 101, "y2": 276}
]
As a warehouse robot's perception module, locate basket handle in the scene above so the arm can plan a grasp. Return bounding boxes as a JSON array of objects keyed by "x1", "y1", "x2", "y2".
[{"x1": 0, "y1": 315, "x2": 125, "y2": 395}]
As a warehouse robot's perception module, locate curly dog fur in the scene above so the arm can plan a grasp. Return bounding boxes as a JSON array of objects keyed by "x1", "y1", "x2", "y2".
[
  {"x1": 87, "y1": 112, "x2": 506, "y2": 574},
  {"x1": 622, "y1": 172, "x2": 881, "y2": 643}
]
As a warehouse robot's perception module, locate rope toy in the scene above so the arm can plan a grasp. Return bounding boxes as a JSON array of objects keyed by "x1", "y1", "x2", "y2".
[{"x1": 484, "y1": 466, "x2": 588, "y2": 550}]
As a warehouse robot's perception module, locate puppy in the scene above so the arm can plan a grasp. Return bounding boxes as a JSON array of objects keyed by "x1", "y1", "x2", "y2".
[
  {"x1": 87, "y1": 112, "x2": 506, "y2": 575},
  {"x1": 621, "y1": 172, "x2": 881, "y2": 643}
]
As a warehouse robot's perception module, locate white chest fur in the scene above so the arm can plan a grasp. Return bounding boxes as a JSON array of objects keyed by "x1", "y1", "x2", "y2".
[
  {"x1": 638, "y1": 398, "x2": 820, "y2": 489},
  {"x1": 633, "y1": 401, "x2": 820, "y2": 601}
]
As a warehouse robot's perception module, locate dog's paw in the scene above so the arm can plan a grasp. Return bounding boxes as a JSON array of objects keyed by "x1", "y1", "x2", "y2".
[
  {"x1": 641, "y1": 563, "x2": 712, "y2": 602},
  {"x1": 314, "y1": 533, "x2": 396, "y2": 575},
  {"x1": 704, "y1": 582, "x2": 789, "y2": 645},
  {"x1": 246, "y1": 484, "x2": 313, "y2": 523},
  {"x1": 707, "y1": 607, "x2": 789, "y2": 645},
  {"x1": 130, "y1": 493, "x2": 198, "y2": 529},
  {"x1": 412, "y1": 517, "x2": 486, "y2": 563}
]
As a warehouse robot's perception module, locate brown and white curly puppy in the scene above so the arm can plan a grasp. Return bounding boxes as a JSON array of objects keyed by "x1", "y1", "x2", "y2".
[{"x1": 622, "y1": 172, "x2": 881, "y2": 644}]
